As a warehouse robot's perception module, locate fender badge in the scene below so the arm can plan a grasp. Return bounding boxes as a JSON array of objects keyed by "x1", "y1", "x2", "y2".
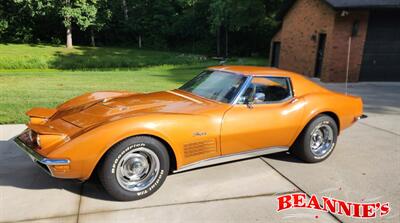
[{"x1": 193, "y1": 132, "x2": 207, "y2": 137}]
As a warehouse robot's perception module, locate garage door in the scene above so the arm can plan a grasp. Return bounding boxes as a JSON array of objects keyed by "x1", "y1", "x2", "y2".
[{"x1": 360, "y1": 10, "x2": 400, "y2": 81}]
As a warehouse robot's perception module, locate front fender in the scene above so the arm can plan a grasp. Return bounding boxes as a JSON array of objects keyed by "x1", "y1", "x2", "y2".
[{"x1": 48, "y1": 113, "x2": 220, "y2": 180}]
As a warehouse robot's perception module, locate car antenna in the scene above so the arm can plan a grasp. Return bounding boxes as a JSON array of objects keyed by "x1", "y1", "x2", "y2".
[
  {"x1": 345, "y1": 20, "x2": 359, "y2": 95},
  {"x1": 345, "y1": 35, "x2": 351, "y2": 95}
]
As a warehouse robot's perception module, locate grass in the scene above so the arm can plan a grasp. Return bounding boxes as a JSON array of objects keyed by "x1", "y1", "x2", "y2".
[
  {"x1": 0, "y1": 44, "x2": 268, "y2": 124},
  {"x1": 0, "y1": 44, "x2": 265, "y2": 70},
  {"x1": 0, "y1": 44, "x2": 207, "y2": 69}
]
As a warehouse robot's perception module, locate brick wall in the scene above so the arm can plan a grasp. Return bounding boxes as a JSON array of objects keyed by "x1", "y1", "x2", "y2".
[
  {"x1": 272, "y1": 0, "x2": 336, "y2": 78},
  {"x1": 271, "y1": 0, "x2": 370, "y2": 82},
  {"x1": 326, "y1": 11, "x2": 369, "y2": 82}
]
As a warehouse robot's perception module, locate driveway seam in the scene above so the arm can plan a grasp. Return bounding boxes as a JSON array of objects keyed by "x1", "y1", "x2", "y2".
[
  {"x1": 359, "y1": 122, "x2": 399, "y2": 136},
  {"x1": 76, "y1": 182, "x2": 85, "y2": 223},
  {"x1": 5, "y1": 190, "x2": 300, "y2": 223},
  {"x1": 259, "y1": 157, "x2": 343, "y2": 223}
]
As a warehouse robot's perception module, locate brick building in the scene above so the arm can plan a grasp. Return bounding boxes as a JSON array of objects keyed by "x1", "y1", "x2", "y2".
[{"x1": 270, "y1": 0, "x2": 400, "y2": 82}]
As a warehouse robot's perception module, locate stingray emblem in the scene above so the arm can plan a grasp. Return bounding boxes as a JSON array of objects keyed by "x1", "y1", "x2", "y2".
[{"x1": 193, "y1": 131, "x2": 207, "y2": 136}]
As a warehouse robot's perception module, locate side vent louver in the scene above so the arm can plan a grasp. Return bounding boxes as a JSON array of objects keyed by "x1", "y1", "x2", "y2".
[{"x1": 184, "y1": 139, "x2": 216, "y2": 157}]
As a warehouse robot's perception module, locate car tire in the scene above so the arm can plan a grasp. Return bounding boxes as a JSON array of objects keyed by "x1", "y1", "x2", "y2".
[
  {"x1": 290, "y1": 115, "x2": 338, "y2": 163},
  {"x1": 98, "y1": 136, "x2": 170, "y2": 201}
]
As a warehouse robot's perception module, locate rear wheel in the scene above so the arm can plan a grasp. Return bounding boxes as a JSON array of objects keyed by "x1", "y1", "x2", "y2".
[
  {"x1": 291, "y1": 115, "x2": 338, "y2": 163},
  {"x1": 98, "y1": 136, "x2": 169, "y2": 201}
]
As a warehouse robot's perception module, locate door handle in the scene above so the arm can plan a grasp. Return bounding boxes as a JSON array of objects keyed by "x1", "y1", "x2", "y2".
[{"x1": 290, "y1": 98, "x2": 299, "y2": 104}]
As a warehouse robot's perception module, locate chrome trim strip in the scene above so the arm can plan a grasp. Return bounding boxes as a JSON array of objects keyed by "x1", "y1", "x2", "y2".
[
  {"x1": 13, "y1": 137, "x2": 70, "y2": 166},
  {"x1": 231, "y1": 75, "x2": 253, "y2": 104},
  {"x1": 357, "y1": 114, "x2": 368, "y2": 120},
  {"x1": 233, "y1": 75, "x2": 295, "y2": 105},
  {"x1": 174, "y1": 146, "x2": 288, "y2": 173}
]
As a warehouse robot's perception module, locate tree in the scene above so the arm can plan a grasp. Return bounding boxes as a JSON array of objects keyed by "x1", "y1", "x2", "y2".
[
  {"x1": 209, "y1": 0, "x2": 268, "y2": 57},
  {"x1": 13, "y1": 0, "x2": 97, "y2": 48},
  {"x1": 126, "y1": 0, "x2": 175, "y2": 49},
  {"x1": 0, "y1": 9, "x2": 8, "y2": 38},
  {"x1": 208, "y1": 0, "x2": 231, "y2": 57},
  {"x1": 90, "y1": 0, "x2": 111, "y2": 46},
  {"x1": 3, "y1": 0, "x2": 285, "y2": 56},
  {"x1": 121, "y1": 0, "x2": 128, "y2": 21},
  {"x1": 60, "y1": 0, "x2": 97, "y2": 48}
]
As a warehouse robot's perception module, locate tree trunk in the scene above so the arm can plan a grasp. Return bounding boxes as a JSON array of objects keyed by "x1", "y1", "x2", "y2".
[
  {"x1": 138, "y1": 35, "x2": 142, "y2": 48},
  {"x1": 122, "y1": 0, "x2": 129, "y2": 21},
  {"x1": 216, "y1": 27, "x2": 221, "y2": 57},
  {"x1": 225, "y1": 26, "x2": 228, "y2": 58},
  {"x1": 65, "y1": 0, "x2": 73, "y2": 48},
  {"x1": 66, "y1": 26, "x2": 73, "y2": 48},
  {"x1": 90, "y1": 29, "x2": 95, "y2": 47}
]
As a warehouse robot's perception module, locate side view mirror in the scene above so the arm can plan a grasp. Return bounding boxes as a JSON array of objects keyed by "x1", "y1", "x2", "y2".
[
  {"x1": 253, "y1": 93, "x2": 265, "y2": 104},
  {"x1": 245, "y1": 92, "x2": 265, "y2": 108}
]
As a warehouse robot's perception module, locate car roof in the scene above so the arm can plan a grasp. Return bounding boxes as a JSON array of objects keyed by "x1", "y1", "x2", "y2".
[
  {"x1": 207, "y1": 65, "x2": 331, "y2": 97},
  {"x1": 208, "y1": 65, "x2": 301, "y2": 78}
]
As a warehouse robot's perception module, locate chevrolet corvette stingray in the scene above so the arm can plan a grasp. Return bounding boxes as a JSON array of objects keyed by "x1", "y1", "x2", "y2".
[{"x1": 14, "y1": 66, "x2": 365, "y2": 201}]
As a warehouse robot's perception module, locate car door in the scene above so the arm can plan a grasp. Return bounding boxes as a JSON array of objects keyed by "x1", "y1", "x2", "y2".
[{"x1": 220, "y1": 76, "x2": 305, "y2": 155}]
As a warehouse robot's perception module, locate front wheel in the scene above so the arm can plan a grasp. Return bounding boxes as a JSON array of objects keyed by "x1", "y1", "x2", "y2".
[
  {"x1": 98, "y1": 136, "x2": 170, "y2": 201},
  {"x1": 291, "y1": 115, "x2": 338, "y2": 163}
]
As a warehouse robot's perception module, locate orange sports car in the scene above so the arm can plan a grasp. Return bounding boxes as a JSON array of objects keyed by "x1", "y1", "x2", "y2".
[{"x1": 14, "y1": 66, "x2": 366, "y2": 201}]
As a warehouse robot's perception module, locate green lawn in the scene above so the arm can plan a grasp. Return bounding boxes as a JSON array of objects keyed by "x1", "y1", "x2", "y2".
[
  {"x1": 0, "y1": 44, "x2": 210, "y2": 69},
  {"x1": 0, "y1": 44, "x2": 268, "y2": 124}
]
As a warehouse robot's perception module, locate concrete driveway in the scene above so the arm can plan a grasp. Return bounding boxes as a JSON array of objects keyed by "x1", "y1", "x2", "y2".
[
  {"x1": 263, "y1": 81, "x2": 400, "y2": 223},
  {"x1": 0, "y1": 82, "x2": 399, "y2": 223}
]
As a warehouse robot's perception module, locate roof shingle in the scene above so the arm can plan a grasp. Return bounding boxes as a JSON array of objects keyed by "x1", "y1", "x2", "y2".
[
  {"x1": 276, "y1": 0, "x2": 400, "y2": 20},
  {"x1": 325, "y1": 0, "x2": 400, "y2": 9}
]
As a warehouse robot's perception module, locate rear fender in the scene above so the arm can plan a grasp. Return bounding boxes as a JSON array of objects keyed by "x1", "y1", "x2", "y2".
[{"x1": 300, "y1": 93, "x2": 363, "y2": 134}]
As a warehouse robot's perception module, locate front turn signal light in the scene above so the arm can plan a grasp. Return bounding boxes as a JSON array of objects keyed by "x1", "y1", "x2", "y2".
[{"x1": 51, "y1": 165, "x2": 70, "y2": 172}]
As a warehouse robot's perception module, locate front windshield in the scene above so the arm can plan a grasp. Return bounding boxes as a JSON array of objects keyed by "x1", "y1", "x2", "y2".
[{"x1": 179, "y1": 70, "x2": 247, "y2": 103}]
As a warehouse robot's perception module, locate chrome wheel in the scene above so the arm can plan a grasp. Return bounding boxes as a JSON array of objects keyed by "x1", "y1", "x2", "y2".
[
  {"x1": 116, "y1": 147, "x2": 160, "y2": 192},
  {"x1": 310, "y1": 123, "x2": 334, "y2": 157}
]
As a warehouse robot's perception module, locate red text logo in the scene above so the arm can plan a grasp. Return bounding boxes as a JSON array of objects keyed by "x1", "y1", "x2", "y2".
[{"x1": 277, "y1": 193, "x2": 390, "y2": 219}]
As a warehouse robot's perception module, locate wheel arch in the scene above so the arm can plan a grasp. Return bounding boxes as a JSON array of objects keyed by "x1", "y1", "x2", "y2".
[
  {"x1": 91, "y1": 133, "x2": 178, "y2": 180},
  {"x1": 320, "y1": 111, "x2": 340, "y2": 134},
  {"x1": 291, "y1": 110, "x2": 340, "y2": 148},
  {"x1": 140, "y1": 134, "x2": 177, "y2": 173},
  {"x1": 304, "y1": 111, "x2": 340, "y2": 135}
]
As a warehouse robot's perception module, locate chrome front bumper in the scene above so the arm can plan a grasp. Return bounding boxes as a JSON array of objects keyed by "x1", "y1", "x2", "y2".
[{"x1": 13, "y1": 135, "x2": 70, "y2": 176}]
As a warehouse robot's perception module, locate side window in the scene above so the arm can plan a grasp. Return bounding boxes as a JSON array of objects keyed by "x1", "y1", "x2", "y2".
[{"x1": 238, "y1": 77, "x2": 292, "y2": 104}]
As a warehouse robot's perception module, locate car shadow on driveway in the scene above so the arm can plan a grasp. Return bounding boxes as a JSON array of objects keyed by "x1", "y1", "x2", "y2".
[
  {"x1": 0, "y1": 138, "x2": 307, "y2": 202},
  {"x1": 263, "y1": 151, "x2": 305, "y2": 163},
  {"x1": 0, "y1": 139, "x2": 119, "y2": 201}
]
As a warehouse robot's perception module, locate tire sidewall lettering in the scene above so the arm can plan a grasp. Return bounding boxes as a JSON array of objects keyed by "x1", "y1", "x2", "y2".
[
  {"x1": 110, "y1": 141, "x2": 165, "y2": 197},
  {"x1": 136, "y1": 169, "x2": 164, "y2": 196}
]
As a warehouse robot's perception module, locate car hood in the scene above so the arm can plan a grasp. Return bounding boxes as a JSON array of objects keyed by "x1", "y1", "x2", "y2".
[{"x1": 51, "y1": 90, "x2": 225, "y2": 130}]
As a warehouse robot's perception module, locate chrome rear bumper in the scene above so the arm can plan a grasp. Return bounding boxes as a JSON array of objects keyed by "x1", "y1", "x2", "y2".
[
  {"x1": 13, "y1": 135, "x2": 70, "y2": 176},
  {"x1": 356, "y1": 114, "x2": 368, "y2": 120}
]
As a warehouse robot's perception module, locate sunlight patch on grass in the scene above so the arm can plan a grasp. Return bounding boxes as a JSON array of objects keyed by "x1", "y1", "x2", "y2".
[
  {"x1": 0, "y1": 44, "x2": 212, "y2": 70},
  {"x1": 0, "y1": 44, "x2": 269, "y2": 123}
]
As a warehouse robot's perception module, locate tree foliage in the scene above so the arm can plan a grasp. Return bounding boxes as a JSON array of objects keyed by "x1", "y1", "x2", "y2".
[
  {"x1": 0, "y1": 0, "x2": 283, "y2": 55},
  {"x1": 60, "y1": 0, "x2": 97, "y2": 30}
]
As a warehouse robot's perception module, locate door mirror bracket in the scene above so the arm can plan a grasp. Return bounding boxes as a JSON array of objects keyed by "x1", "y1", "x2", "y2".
[{"x1": 245, "y1": 100, "x2": 254, "y2": 109}]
